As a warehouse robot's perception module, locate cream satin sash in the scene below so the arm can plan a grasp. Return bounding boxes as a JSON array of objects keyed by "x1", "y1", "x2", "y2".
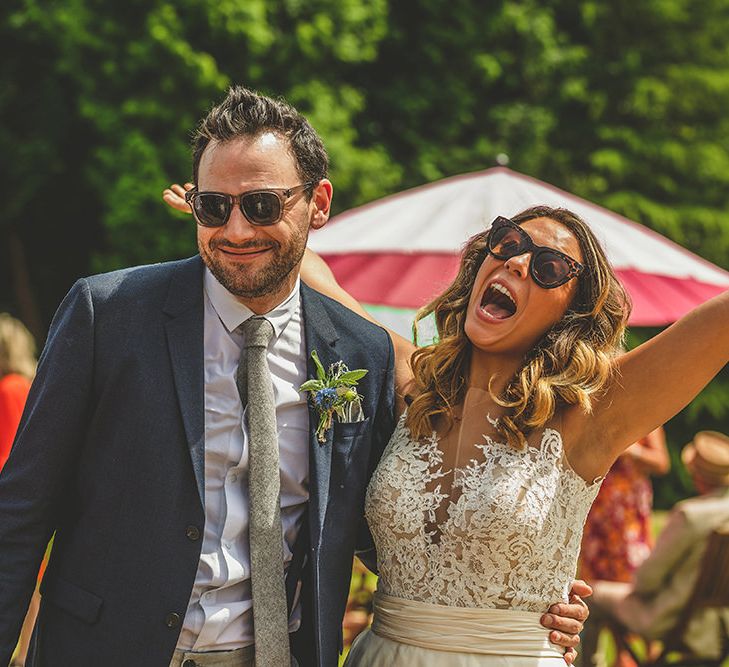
[{"x1": 371, "y1": 592, "x2": 565, "y2": 658}]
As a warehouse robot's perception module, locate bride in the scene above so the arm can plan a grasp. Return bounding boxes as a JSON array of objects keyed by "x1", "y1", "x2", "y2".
[
  {"x1": 164, "y1": 185, "x2": 728, "y2": 663},
  {"x1": 301, "y1": 206, "x2": 727, "y2": 665}
]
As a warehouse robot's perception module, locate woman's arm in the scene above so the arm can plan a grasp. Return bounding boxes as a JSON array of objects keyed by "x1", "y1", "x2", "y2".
[
  {"x1": 567, "y1": 290, "x2": 728, "y2": 480},
  {"x1": 301, "y1": 250, "x2": 416, "y2": 410},
  {"x1": 301, "y1": 250, "x2": 376, "y2": 322}
]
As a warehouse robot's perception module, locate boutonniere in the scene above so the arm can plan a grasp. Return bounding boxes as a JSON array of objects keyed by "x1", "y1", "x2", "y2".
[{"x1": 300, "y1": 350, "x2": 368, "y2": 443}]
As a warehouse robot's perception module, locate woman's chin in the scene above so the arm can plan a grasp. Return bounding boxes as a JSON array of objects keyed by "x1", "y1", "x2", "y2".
[
  {"x1": 465, "y1": 309, "x2": 515, "y2": 346},
  {"x1": 464, "y1": 322, "x2": 505, "y2": 354},
  {"x1": 465, "y1": 320, "x2": 540, "y2": 359}
]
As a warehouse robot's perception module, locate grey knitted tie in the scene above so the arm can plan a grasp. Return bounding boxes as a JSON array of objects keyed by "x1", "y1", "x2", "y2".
[{"x1": 237, "y1": 316, "x2": 290, "y2": 666}]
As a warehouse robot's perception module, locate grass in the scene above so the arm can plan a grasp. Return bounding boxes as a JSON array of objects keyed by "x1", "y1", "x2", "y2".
[{"x1": 598, "y1": 629, "x2": 729, "y2": 667}]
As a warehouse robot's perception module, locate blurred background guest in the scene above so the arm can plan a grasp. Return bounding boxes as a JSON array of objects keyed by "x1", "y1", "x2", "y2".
[
  {"x1": 0, "y1": 313, "x2": 36, "y2": 470},
  {"x1": 579, "y1": 427, "x2": 670, "y2": 584},
  {"x1": 0, "y1": 313, "x2": 38, "y2": 667},
  {"x1": 580, "y1": 430, "x2": 729, "y2": 665}
]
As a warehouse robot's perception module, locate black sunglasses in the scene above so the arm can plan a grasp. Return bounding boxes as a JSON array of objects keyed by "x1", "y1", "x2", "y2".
[
  {"x1": 185, "y1": 182, "x2": 315, "y2": 227},
  {"x1": 487, "y1": 216, "x2": 584, "y2": 288}
]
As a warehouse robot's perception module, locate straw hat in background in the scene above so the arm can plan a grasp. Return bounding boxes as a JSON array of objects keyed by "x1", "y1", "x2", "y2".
[{"x1": 682, "y1": 431, "x2": 729, "y2": 487}]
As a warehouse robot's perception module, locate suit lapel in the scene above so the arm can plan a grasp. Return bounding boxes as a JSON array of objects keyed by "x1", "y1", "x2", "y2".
[
  {"x1": 164, "y1": 256, "x2": 206, "y2": 506},
  {"x1": 300, "y1": 283, "x2": 340, "y2": 548}
]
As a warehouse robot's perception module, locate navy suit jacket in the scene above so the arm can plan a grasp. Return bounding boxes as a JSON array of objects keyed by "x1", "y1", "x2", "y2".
[{"x1": 0, "y1": 256, "x2": 395, "y2": 667}]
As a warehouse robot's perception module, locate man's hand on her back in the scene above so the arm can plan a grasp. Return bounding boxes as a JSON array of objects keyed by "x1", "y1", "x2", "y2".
[{"x1": 540, "y1": 579, "x2": 592, "y2": 665}]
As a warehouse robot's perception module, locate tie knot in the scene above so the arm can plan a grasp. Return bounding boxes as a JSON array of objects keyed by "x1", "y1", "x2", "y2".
[{"x1": 242, "y1": 316, "x2": 274, "y2": 349}]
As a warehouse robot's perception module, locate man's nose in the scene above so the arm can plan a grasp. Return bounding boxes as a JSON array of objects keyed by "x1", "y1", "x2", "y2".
[
  {"x1": 504, "y1": 253, "x2": 531, "y2": 280},
  {"x1": 223, "y1": 205, "x2": 258, "y2": 243}
]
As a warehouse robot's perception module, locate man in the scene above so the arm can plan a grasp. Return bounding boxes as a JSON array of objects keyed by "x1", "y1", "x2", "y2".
[
  {"x1": 580, "y1": 430, "x2": 729, "y2": 664},
  {"x1": 0, "y1": 86, "x2": 586, "y2": 667}
]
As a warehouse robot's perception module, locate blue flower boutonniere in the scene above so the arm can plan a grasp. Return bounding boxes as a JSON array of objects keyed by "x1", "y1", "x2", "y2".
[{"x1": 300, "y1": 350, "x2": 368, "y2": 443}]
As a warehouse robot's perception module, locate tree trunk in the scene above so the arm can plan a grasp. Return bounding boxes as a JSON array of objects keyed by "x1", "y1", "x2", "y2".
[{"x1": 7, "y1": 228, "x2": 44, "y2": 344}]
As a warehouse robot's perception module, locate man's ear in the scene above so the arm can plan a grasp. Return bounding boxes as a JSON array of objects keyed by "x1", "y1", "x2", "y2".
[{"x1": 309, "y1": 179, "x2": 333, "y2": 230}]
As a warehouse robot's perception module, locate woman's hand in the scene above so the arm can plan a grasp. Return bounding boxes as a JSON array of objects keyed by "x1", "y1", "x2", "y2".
[{"x1": 162, "y1": 182, "x2": 194, "y2": 214}]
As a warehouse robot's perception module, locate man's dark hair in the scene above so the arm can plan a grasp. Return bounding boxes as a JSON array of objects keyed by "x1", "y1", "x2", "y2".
[{"x1": 192, "y1": 86, "x2": 329, "y2": 193}]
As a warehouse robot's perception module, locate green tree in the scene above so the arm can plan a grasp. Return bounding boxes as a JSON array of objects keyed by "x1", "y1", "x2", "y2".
[
  {"x1": 2, "y1": 0, "x2": 727, "y2": 504},
  {"x1": 351, "y1": 0, "x2": 729, "y2": 504},
  {"x1": 1, "y1": 0, "x2": 399, "y2": 324}
]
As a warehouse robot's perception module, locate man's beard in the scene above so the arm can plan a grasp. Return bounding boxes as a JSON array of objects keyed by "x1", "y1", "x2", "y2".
[{"x1": 199, "y1": 228, "x2": 308, "y2": 299}]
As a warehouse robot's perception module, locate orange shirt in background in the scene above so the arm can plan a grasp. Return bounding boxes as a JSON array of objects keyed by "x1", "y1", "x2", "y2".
[{"x1": 0, "y1": 373, "x2": 32, "y2": 470}]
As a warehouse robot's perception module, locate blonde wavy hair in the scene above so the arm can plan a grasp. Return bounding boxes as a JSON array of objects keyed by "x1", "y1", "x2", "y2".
[
  {"x1": 406, "y1": 206, "x2": 631, "y2": 450},
  {"x1": 0, "y1": 313, "x2": 37, "y2": 379}
]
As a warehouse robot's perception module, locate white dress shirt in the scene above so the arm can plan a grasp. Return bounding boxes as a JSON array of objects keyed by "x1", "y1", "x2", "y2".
[{"x1": 177, "y1": 268, "x2": 310, "y2": 651}]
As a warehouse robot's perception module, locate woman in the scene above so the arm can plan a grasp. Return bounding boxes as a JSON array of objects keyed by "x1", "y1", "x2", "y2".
[
  {"x1": 306, "y1": 206, "x2": 727, "y2": 666},
  {"x1": 164, "y1": 186, "x2": 728, "y2": 663}
]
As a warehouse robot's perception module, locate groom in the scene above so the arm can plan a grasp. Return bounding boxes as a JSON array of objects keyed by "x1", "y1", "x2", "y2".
[{"x1": 0, "y1": 86, "x2": 586, "y2": 666}]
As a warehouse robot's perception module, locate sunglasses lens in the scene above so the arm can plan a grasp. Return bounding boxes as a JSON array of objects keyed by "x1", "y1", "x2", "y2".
[
  {"x1": 241, "y1": 192, "x2": 281, "y2": 226},
  {"x1": 490, "y1": 224, "x2": 526, "y2": 258},
  {"x1": 533, "y1": 250, "x2": 571, "y2": 287},
  {"x1": 194, "y1": 194, "x2": 230, "y2": 227}
]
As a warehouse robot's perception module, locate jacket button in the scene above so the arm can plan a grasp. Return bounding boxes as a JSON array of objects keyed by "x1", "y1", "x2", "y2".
[
  {"x1": 186, "y1": 525, "x2": 201, "y2": 541},
  {"x1": 182, "y1": 661, "x2": 197, "y2": 667},
  {"x1": 165, "y1": 612, "x2": 181, "y2": 628}
]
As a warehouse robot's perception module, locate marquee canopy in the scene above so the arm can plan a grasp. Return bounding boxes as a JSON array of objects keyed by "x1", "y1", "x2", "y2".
[{"x1": 309, "y1": 167, "x2": 729, "y2": 335}]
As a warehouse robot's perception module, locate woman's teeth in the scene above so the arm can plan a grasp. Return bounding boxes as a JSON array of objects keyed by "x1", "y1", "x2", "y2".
[{"x1": 480, "y1": 283, "x2": 517, "y2": 319}]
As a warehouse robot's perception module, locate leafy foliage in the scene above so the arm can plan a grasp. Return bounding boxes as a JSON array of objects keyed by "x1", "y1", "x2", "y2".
[{"x1": 2, "y1": 0, "x2": 728, "y2": 504}]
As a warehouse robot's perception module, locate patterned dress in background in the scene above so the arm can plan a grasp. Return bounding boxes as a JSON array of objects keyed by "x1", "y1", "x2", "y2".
[{"x1": 579, "y1": 440, "x2": 654, "y2": 583}]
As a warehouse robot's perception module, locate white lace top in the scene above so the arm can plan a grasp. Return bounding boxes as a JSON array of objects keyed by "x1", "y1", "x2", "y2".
[{"x1": 365, "y1": 414, "x2": 602, "y2": 612}]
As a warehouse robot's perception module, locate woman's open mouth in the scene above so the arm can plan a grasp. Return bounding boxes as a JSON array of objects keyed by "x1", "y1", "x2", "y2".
[{"x1": 479, "y1": 282, "x2": 517, "y2": 320}]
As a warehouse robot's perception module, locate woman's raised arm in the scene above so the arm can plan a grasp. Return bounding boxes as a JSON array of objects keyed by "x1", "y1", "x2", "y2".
[{"x1": 567, "y1": 289, "x2": 728, "y2": 480}]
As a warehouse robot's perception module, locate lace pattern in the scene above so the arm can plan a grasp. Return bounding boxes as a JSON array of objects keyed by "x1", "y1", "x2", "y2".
[{"x1": 365, "y1": 414, "x2": 601, "y2": 612}]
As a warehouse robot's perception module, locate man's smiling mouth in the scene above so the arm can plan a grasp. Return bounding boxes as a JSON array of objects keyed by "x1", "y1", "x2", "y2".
[{"x1": 220, "y1": 247, "x2": 271, "y2": 255}]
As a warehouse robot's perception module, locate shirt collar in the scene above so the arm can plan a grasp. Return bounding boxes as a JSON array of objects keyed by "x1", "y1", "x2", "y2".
[{"x1": 204, "y1": 266, "x2": 300, "y2": 339}]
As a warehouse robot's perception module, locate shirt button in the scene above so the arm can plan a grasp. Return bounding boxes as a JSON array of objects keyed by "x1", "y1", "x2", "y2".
[
  {"x1": 165, "y1": 612, "x2": 181, "y2": 628},
  {"x1": 224, "y1": 542, "x2": 232, "y2": 550},
  {"x1": 228, "y1": 471, "x2": 238, "y2": 483},
  {"x1": 185, "y1": 525, "x2": 201, "y2": 541}
]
